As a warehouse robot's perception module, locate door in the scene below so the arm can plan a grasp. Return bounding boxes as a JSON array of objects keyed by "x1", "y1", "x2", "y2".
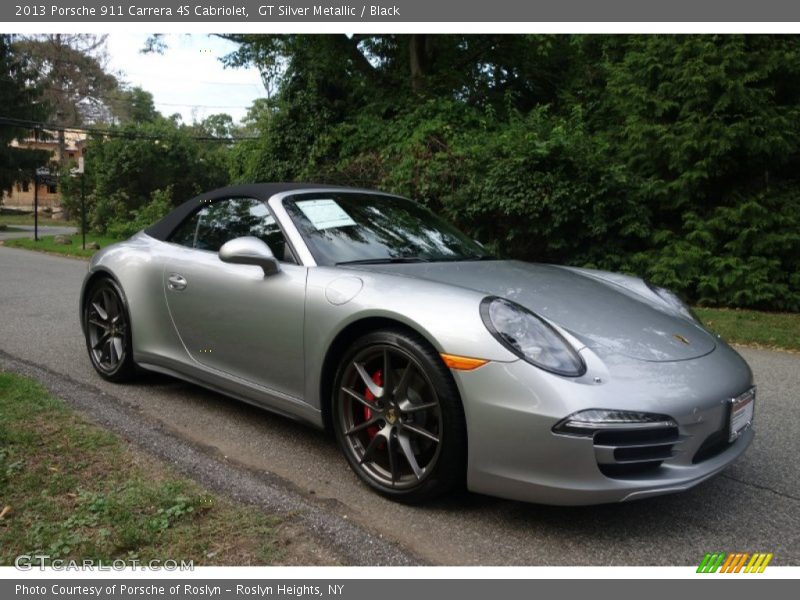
[{"x1": 163, "y1": 197, "x2": 306, "y2": 400}]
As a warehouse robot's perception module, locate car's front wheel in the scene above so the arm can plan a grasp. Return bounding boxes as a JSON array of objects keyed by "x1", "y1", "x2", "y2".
[
  {"x1": 332, "y1": 329, "x2": 467, "y2": 503},
  {"x1": 83, "y1": 277, "x2": 136, "y2": 382}
]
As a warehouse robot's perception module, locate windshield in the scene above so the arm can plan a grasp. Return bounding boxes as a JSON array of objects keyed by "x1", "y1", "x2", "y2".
[{"x1": 283, "y1": 192, "x2": 494, "y2": 266}]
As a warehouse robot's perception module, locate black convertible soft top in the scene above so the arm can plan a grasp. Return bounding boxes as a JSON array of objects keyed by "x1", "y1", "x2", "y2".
[{"x1": 143, "y1": 182, "x2": 355, "y2": 241}]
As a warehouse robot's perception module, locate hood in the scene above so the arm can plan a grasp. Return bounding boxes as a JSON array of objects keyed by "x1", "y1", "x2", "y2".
[{"x1": 353, "y1": 260, "x2": 716, "y2": 362}]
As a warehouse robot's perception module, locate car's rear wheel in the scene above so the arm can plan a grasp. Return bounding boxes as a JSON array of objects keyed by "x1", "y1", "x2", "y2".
[
  {"x1": 332, "y1": 329, "x2": 466, "y2": 503},
  {"x1": 83, "y1": 277, "x2": 136, "y2": 382}
]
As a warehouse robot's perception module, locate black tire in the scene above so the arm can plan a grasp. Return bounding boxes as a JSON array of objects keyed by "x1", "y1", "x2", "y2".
[
  {"x1": 83, "y1": 277, "x2": 137, "y2": 383},
  {"x1": 332, "y1": 328, "x2": 467, "y2": 503}
]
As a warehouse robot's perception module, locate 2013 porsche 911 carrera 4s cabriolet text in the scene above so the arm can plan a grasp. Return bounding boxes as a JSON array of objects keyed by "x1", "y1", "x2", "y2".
[{"x1": 80, "y1": 183, "x2": 755, "y2": 505}]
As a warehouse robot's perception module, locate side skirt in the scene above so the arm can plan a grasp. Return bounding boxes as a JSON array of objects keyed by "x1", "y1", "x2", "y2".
[{"x1": 135, "y1": 354, "x2": 324, "y2": 429}]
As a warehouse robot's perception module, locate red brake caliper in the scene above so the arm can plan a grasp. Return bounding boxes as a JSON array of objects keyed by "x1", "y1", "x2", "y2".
[{"x1": 363, "y1": 369, "x2": 382, "y2": 441}]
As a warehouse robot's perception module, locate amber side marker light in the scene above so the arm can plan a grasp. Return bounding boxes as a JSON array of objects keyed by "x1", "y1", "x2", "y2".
[{"x1": 440, "y1": 353, "x2": 489, "y2": 371}]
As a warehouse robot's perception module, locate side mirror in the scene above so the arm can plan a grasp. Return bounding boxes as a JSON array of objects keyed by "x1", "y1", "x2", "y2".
[{"x1": 219, "y1": 236, "x2": 280, "y2": 276}]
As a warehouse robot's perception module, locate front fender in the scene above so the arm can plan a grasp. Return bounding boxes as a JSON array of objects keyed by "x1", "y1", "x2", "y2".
[{"x1": 302, "y1": 266, "x2": 519, "y2": 410}]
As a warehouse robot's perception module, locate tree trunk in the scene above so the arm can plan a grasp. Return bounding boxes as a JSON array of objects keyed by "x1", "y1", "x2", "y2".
[{"x1": 410, "y1": 34, "x2": 430, "y2": 93}]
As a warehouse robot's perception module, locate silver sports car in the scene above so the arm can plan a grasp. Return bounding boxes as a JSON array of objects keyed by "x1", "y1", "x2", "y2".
[{"x1": 80, "y1": 183, "x2": 755, "y2": 505}]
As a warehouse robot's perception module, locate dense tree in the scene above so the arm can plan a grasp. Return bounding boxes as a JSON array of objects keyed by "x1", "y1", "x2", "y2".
[
  {"x1": 599, "y1": 36, "x2": 800, "y2": 307},
  {"x1": 0, "y1": 34, "x2": 50, "y2": 195},
  {"x1": 13, "y1": 34, "x2": 119, "y2": 126},
  {"x1": 196, "y1": 113, "x2": 236, "y2": 139},
  {"x1": 53, "y1": 34, "x2": 800, "y2": 310},
  {"x1": 222, "y1": 34, "x2": 575, "y2": 106},
  {"x1": 108, "y1": 86, "x2": 160, "y2": 124},
  {"x1": 221, "y1": 34, "x2": 800, "y2": 310},
  {"x1": 60, "y1": 117, "x2": 229, "y2": 233}
]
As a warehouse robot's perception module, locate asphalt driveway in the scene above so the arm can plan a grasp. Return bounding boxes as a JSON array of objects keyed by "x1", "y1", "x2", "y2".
[{"x1": 0, "y1": 245, "x2": 798, "y2": 565}]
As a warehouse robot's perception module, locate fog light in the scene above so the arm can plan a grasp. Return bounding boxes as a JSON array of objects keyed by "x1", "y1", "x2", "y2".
[{"x1": 553, "y1": 409, "x2": 677, "y2": 437}]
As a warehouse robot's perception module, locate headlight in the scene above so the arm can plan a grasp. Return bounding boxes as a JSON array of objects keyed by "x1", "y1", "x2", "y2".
[
  {"x1": 552, "y1": 409, "x2": 677, "y2": 437},
  {"x1": 645, "y1": 282, "x2": 699, "y2": 323},
  {"x1": 480, "y1": 297, "x2": 586, "y2": 377}
]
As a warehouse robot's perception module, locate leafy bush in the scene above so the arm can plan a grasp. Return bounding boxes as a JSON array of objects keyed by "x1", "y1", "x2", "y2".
[
  {"x1": 106, "y1": 187, "x2": 173, "y2": 239},
  {"x1": 627, "y1": 187, "x2": 800, "y2": 310},
  {"x1": 89, "y1": 191, "x2": 127, "y2": 235},
  {"x1": 62, "y1": 118, "x2": 228, "y2": 233},
  {"x1": 244, "y1": 35, "x2": 800, "y2": 311}
]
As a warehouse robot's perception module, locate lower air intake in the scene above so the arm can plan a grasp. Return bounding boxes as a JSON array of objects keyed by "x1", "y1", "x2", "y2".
[{"x1": 594, "y1": 426, "x2": 681, "y2": 478}]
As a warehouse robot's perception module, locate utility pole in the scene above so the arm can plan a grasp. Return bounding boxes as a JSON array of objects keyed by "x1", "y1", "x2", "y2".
[
  {"x1": 33, "y1": 128, "x2": 39, "y2": 242},
  {"x1": 81, "y1": 171, "x2": 86, "y2": 250},
  {"x1": 72, "y1": 151, "x2": 86, "y2": 250},
  {"x1": 33, "y1": 169, "x2": 39, "y2": 241}
]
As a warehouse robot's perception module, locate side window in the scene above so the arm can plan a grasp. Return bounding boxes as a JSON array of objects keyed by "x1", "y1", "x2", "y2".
[
  {"x1": 169, "y1": 211, "x2": 202, "y2": 248},
  {"x1": 168, "y1": 198, "x2": 295, "y2": 263}
]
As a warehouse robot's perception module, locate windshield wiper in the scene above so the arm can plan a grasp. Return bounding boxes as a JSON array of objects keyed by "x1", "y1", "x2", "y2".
[
  {"x1": 433, "y1": 254, "x2": 497, "y2": 262},
  {"x1": 335, "y1": 257, "x2": 430, "y2": 266}
]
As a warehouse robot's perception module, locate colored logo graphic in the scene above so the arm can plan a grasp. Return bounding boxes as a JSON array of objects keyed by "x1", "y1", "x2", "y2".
[{"x1": 697, "y1": 552, "x2": 773, "y2": 573}]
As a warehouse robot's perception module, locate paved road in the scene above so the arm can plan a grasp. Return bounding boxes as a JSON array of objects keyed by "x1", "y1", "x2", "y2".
[
  {"x1": 0, "y1": 224, "x2": 77, "y2": 241},
  {"x1": 1, "y1": 245, "x2": 798, "y2": 565}
]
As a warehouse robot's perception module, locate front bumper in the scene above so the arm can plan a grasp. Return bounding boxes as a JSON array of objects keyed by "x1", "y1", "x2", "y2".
[{"x1": 455, "y1": 341, "x2": 754, "y2": 505}]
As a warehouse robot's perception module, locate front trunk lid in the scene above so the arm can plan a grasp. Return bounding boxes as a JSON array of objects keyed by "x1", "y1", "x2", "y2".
[{"x1": 354, "y1": 260, "x2": 716, "y2": 362}]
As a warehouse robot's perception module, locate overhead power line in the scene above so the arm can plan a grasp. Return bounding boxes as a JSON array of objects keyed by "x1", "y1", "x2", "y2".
[
  {"x1": 122, "y1": 73, "x2": 263, "y2": 87},
  {"x1": 154, "y1": 101, "x2": 251, "y2": 109},
  {"x1": 0, "y1": 116, "x2": 259, "y2": 143}
]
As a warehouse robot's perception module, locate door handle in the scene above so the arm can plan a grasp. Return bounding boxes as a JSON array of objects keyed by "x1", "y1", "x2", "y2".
[{"x1": 167, "y1": 273, "x2": 188, "y2": 291}]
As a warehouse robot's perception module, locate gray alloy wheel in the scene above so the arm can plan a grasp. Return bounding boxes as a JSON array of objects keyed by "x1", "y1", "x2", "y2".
[
  {"x1": 333, "y1": 329, "x2": 466, "y2": 503},
  {"x1": 84, "y1": 278, "x2": 136, "y2": 382}
]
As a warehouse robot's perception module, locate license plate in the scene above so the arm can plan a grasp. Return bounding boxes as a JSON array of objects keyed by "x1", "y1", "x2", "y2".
[{"x1": 729, "y1": 387, "x2": 755, "y2": 442}]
